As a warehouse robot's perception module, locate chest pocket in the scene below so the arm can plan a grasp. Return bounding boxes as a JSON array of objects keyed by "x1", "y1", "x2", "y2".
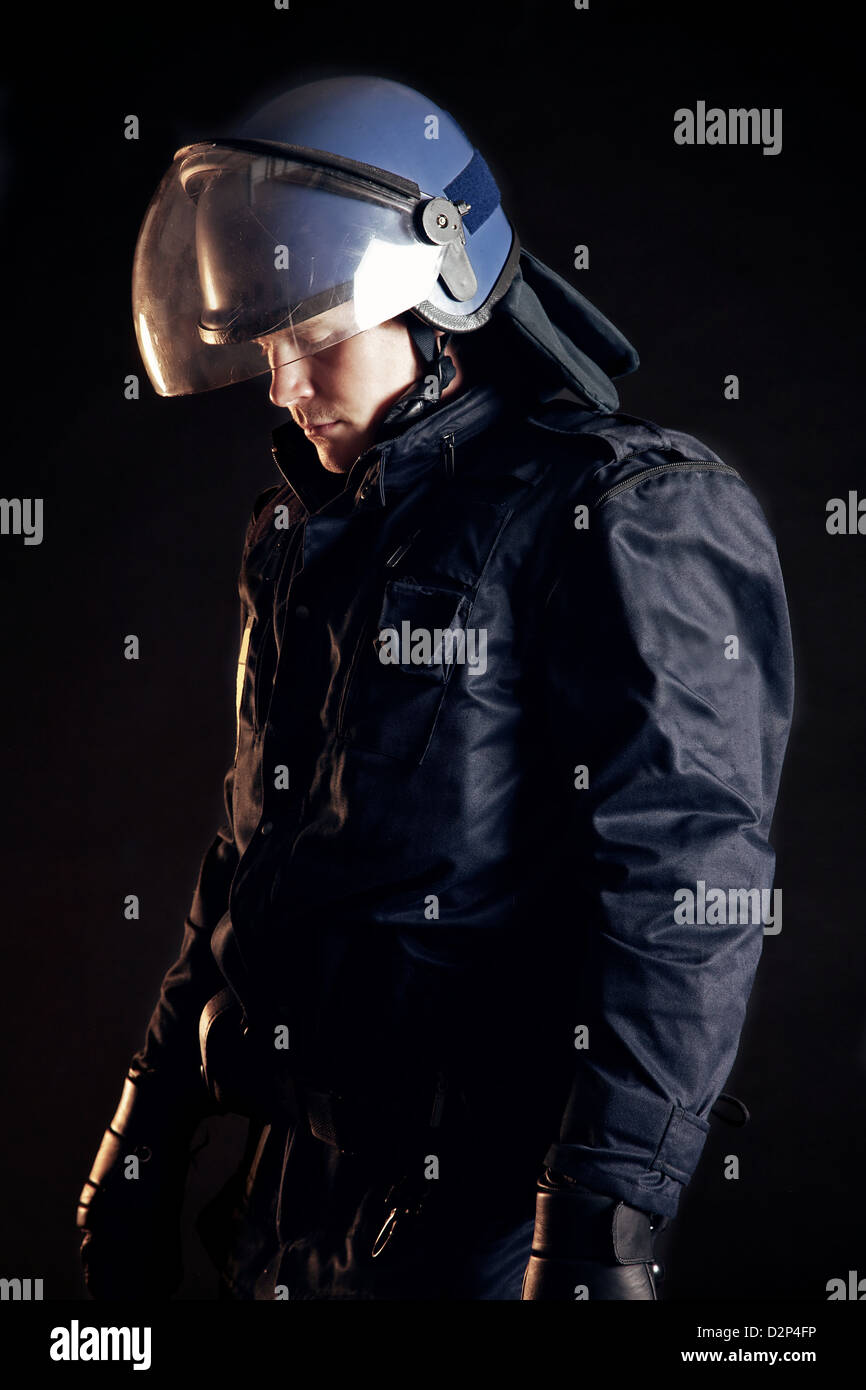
[
  {"x1": 334, "y1": 478, "x2": 534, "y2": 766},
  {"x1": 337, "y1": 578, "x2": 472, "y2": 765}
]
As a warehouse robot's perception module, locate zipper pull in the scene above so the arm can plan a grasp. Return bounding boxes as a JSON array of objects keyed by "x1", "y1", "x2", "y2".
[
  {"x1": 441, "y1": 432, "x2": 455, "y2": 479},
  {"x1": 429, "y1": 1069, "x2": 448, "y2": 1129},
  {"x1": 371, "y1": 1206, "x2": 400, "y2": 1259},
  {"x1": 371, "y1": 1178, "x2": 427, "y2": 1259},
  {"x1": 385, "y1": 527, "x2": 421, "y2": 569}
]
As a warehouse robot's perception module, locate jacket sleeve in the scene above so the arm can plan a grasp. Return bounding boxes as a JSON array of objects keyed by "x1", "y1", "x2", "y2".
[
  {"x1": 128, "y1": 759, "x2": 240, "y2": 1097},
  {"x1": 128, "y1": 495, "x2": 270, "y2": 1099},
  {"x1": 540, "y1": 462, "x2": 795, "y2": 1218}
]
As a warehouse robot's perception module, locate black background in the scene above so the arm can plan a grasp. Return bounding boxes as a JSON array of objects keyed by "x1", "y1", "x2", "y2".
[{"x1": 1, "y1": 0, "x2": 863, "y2": 1304}]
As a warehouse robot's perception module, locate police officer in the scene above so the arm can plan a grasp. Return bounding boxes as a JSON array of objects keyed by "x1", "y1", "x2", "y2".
[{"x1": 77, "y1": 75, "x2": 794, "y2": 1300}]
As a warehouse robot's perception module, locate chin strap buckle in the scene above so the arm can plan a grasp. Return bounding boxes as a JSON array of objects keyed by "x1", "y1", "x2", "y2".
[{"x1": 380, "y1": 320, "x2": 456, "y2": 431}]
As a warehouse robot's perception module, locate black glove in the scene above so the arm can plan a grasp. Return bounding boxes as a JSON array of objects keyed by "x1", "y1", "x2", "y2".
[
  {"x1": 521, "y1": 1168, "x2": 666, "y2": 1301},
  {"x1": 77, "y1": 1065, "x2": 210, "y2": 1300}
]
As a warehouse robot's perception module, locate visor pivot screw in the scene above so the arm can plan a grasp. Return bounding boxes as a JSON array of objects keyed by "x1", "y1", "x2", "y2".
[{"x1": 418, "y1": 197, "x2": 464, "y2": 245}]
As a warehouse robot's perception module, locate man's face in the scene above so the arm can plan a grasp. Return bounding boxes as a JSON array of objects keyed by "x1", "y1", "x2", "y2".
[{"x1": 260, "y1": 315, "x2": 459, "y2": 474}]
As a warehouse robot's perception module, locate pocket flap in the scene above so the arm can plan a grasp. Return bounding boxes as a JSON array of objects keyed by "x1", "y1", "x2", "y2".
[{"x1": 373, "y1": 579, "x2": 471, "y2": 681}]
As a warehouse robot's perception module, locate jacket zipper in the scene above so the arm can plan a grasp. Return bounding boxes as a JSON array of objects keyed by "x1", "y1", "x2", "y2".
[
  {"x1": 594, "y1": 459, "x2": 741, "y2": 508},
  {"x1": 335, "y1": 611, "x2": 379, "y2": 737}
]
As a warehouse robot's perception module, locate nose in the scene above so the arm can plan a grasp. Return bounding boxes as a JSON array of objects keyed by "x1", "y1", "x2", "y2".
[{"x1": 268, "y1": 352, "x2": 315, "y2": 409}]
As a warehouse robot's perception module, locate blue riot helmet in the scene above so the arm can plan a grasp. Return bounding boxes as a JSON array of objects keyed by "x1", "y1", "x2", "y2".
[{"x1": 132, "y1": 75, "x2": 520, "y2": 397}]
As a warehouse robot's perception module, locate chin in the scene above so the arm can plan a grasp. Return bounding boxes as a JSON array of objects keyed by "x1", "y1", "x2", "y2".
[
  {"x1": 319, "y1": 453, "x2": 352, "y2": 474},
  {"x1": 319, "y1": 437, "x2": 366, "y2": 474}
]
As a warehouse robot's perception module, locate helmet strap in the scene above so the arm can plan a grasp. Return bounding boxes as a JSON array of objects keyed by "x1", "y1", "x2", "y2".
[{"x1": 380, "y1": 316, "x2": 457, "y2": 431}]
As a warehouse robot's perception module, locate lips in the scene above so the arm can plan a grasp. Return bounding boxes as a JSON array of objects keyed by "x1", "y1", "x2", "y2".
[{"x1": 302, "y1": 420, "x2": 340, "y2": 436}]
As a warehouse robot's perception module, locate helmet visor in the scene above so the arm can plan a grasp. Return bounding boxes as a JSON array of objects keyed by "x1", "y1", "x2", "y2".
[{"x1": 132, "y1": 143, "x2": 446, "y2": 396}]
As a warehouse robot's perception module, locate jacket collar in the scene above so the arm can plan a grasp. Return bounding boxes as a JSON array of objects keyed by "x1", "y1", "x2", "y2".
[{"x1": 270, "y1": 381, "x2": 513, "y2": 515}]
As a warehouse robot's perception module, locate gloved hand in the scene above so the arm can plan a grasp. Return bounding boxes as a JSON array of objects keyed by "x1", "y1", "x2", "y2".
[
  {"x1": 521, "y1": 1168, "x2": 666, "y2": 1300},
  {"x1": 77, "y1": 1065, "x2": 210, "y2": 1300}
]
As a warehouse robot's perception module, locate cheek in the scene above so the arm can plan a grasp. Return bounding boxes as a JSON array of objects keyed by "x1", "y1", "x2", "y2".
[
  {"x1": 384, "y1": 327, "x2": 419, "y2": 378},
  {"x1": 309, "y1": 359, "x2": 350, "y2": 416},
  {"x1": 372, "y1": 333, "x2": 419, "y2": 400},
  {"x1": 318, "y1": 329, "x2": 418, "y2": 426},
  {"x1": 345, "y1": 350, "x2": 395, "y2": 423}
]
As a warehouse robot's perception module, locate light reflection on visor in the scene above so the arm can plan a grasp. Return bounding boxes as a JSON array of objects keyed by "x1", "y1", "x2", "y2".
[{"x1": 132, "y1": 143, "x2": 445, "y2": 396}]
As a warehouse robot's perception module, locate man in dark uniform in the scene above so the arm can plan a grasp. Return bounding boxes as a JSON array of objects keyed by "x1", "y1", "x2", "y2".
[{"x1": 77, "y1": 75, "x2": 794, "y2": 1300}]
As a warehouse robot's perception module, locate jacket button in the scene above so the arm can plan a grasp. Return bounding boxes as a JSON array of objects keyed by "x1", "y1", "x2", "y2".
[
  {"x1": 260, "y1": 821, "x2": 273, "y2": 836},
  {"x1": 295, "y1": 604, "x2": 310, "y2": 620}
]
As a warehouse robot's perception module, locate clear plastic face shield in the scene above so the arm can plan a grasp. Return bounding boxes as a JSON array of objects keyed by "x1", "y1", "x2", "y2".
[{"x1": 131, "y1": 140, "x2": 466, "y2": 397}]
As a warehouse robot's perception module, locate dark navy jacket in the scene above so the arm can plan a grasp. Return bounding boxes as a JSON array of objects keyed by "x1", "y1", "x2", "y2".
[{"x1": 133, "y1": 253, "x2": 795, "y2": 1219}]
